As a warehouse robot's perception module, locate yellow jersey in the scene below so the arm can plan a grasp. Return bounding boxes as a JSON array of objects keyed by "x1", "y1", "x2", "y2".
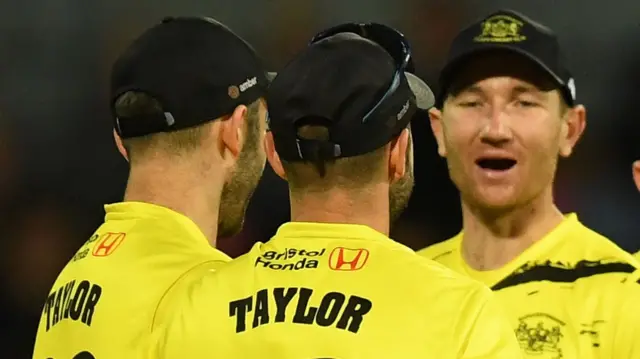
[
  {"x1": 418, "y1": 213, "x2": 640, "y2": 359},
  {"x1": 32, "y1": 202, "x2": 230, "y2": 359},
  {"x1": 150, "y1": 222, "x2": 522, "y2": 359},
  {"x1": 635, "y1": 251, "x2": 640, "y2": 260}
]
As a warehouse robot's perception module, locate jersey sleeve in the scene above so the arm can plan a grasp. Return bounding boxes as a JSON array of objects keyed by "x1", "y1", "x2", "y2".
[
  {"x1": 611, "y1": 271, "x2": 640, "y2": 358},
  {"x1": 459, "y1": 287, "x2": 523, "y2": 359}
]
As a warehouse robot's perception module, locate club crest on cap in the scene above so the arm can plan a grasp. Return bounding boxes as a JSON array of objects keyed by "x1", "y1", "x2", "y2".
[{"x1": 474, "y1": 14, "x2": 526, "y2": 43}]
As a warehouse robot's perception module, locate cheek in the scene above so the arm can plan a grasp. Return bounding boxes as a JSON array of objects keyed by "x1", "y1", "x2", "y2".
[
  {"x1": 514, "y1": 120, "x2": 562, "y2": 155},
  {"x1": 513, "y1": 124, "x2": 562, "y2": 185},
  {"x1": 441, "y1": 122, "x2": 478, "y2": 188},
  {"x1": 442, "y1": 118, "x2": 479, "y2": 157}
]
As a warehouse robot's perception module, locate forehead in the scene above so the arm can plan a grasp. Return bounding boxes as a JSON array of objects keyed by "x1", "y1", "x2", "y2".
[{"x1": 448, "y1": 51, "x2": 559, "y2": 95}]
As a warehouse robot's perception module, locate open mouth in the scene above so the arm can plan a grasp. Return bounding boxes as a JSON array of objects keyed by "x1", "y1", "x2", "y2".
[{"x1": 475, "y1": 158, "x2": 517, "y2": 171}]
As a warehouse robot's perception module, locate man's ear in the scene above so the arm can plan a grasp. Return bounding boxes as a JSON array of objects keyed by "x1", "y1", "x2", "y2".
[
  {"x1": 559, "y1": 104, "x2": 587, "y2": 158},
  {"x1": 265, "y1": 131, "x2": 287, "y2": 181},
  {"x1": 218, "y1": 104, "x2": 247, "y2": 161},
  {"x1": 388, "y1": 128, "x2": 410, "y2": 183},
  {"x1": 429, "y1": 107, "x2": 447, "y2": 157},
  {"x1": 113, "y1": 129, "x2": 129, "y2": 162}
]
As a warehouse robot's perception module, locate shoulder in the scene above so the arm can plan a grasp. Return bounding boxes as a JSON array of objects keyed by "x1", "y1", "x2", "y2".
[
  {"x1": 155, "y1": 246, "x2": 269, "y2": 324},
  {"x1": 416, "y1": 233, "x2": 461, "y2": 262},
  {"x1": 567, "y1": 216, "x2": 624, "y2": 252},
  {"x1": 403, "y1": 252, "x2": 491, "y2": 303},
  {"x1": 606, "y1": 269, "x2": 640, "y2": 322},
  {"x1": 184, "y1": 242, "x2": 266, "y2": 294},
  {"x1": 412, "y1": 260, "x2": 495, "y2": 332},
  {"x1": 152, "y1": 256, "x2": 230, "y2": 327},
  {"x1": 566, "y1": 218, "x2": 639, "y2": 267},
  {"x1": 216, "y1": 241, "x2": 265, "y2": 273}
]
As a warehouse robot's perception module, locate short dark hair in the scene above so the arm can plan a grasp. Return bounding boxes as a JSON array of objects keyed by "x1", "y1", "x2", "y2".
[
  {"x1": 114, "y1": 91, "x2": 261, "y2": 162},
  {"x1": 281, "y1": 124, "x2": 403, "y2": 192}
]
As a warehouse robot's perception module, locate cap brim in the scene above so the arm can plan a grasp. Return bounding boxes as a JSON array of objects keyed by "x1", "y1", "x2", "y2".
[
  {"x1": 441, "y1": 45, "x2": 566, "y2": 94},
  {"x1": 406, "y1": 72, "x2": 435, "y2": 110}
]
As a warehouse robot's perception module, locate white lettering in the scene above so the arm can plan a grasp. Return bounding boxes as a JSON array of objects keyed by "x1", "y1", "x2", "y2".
[
  {"x1": 239, "y1": 77, "x2": 257, "y2": 92},
  {"x1": 396, "y1": 100, "x2": 410, "y2": 120}
]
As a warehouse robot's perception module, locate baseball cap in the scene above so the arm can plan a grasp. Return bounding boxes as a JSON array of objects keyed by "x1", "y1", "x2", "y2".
[
  {"x1": 110, "y1": 16, "x2": 274, "y2": 139},
  {"x1": 437, "y1": 9, "x2": 576, "y2": 108},
  {"x1": 267, "y1": 23, "x2": 435, "y2": 162}
]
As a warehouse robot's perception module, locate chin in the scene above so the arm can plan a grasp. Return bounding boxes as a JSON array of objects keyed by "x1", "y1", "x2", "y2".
[{"x1": 466, "y1": 187, "x2": 520, "y2": 212}]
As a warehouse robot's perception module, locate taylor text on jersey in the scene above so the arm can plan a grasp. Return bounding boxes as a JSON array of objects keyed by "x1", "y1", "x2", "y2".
[
  {"x1": 42, "y1": 279, "x2": 102, "y2": 331},
  {"x1": 229, "y1": 287, "x2": 372, "y2": 334}
]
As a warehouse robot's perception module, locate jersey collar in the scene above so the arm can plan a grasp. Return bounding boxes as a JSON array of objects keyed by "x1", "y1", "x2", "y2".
[
  {"x1": 457, "y1": 213, "x2": 580, "y2": 285},
  {"x1": 275, "y1": 221, "x2": 393, "y2": 243},
  {"x1": 104, "y1": 201, "x2": 209, "y2": 245}
]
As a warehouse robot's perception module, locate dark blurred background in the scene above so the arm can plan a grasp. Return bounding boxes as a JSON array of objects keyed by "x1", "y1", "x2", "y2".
[{"x1": 1, "y1": 0, "x2": 639, "y2": 357}]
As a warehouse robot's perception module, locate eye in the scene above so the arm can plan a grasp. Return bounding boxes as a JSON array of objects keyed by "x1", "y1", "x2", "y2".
[
  {"x1": 459, "y1": 100, "x2": 482, "y2": 108},
  {"x1": 515, "y1": 100, "x2": 538, "y2": 107}
]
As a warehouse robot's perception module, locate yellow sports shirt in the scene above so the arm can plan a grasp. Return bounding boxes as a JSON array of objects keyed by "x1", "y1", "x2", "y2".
[
  {"x1": 150, "y1": 222, "x2": 522, "y2": 359},
  {"x1": 418, "y1": 213, "x2": 640, "y2": 359},
  {"x1": 32, "y1": 202, "x2": 230, "y2": 359},
  {"x1": 635, "y1": 251, "x2": 640, "y2": 260}
]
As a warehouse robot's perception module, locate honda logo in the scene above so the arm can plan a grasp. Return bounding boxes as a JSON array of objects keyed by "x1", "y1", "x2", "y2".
[
  {"x1": 92, "y1": 232, "x2": 126, "y2": 257},
  {"x1": 328, "y1": 247, "x2": 369, "y2": 271}
]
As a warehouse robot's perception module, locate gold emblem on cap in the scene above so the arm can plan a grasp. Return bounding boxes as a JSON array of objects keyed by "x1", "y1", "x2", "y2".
[
  {"x1": 474, "y1": 15, "x2": 526, "y2": 43},
  {"x1": 228, "y1": 85, "x2": 240, "y2": 99}
]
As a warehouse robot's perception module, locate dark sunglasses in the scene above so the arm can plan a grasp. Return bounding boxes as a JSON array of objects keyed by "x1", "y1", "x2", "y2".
[{"x1": 309, "y1": 22, "x2": 414, "y2": 123}]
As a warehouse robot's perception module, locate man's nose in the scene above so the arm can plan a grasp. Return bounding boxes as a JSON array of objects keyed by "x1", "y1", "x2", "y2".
[{"x1": 480, "y1": 111, "x2": 513, "y2": 146}]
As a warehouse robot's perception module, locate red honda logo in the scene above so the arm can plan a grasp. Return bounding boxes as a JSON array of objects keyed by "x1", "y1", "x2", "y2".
[
  {"x1": 92, "y1": 232, "x2": 126, "y2": 257},
  {"x1": 328, "y1": 247, "x2": 370, "y2": 271}
]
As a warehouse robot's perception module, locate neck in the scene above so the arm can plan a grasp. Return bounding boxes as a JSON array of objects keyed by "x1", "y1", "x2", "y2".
[
  {"x1": 460, "y1": 186, "x2": 564, "y2": 270},
  {"x1": 289, "y1": 184, "x2": 390, "y2": 236},
  {"x1": 123, "y1": 160, "x2": 224, "y2": 246}
]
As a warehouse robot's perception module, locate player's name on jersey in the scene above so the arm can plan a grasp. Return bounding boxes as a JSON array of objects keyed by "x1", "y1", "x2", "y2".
[
  {"x1": 255, "y1": 248, "x2": 326, "y2": 271},
  {"x1": 229, "y1": 287, "x2": 372, "y2": 334},
  {"x1": 42, "y1": 279, "x2": 102, "y2": 332}
]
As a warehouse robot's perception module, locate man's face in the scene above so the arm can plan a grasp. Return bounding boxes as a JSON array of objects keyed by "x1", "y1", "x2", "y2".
[
  {"x1": 218, "y1": 100, "x2": 268, "y2": 237},
  {"x1": 431, "y1": 52, "x2": 584, "y2": 212},
  {"x1": 389, "y1": 131, "x2": 415, "y2": 223}
]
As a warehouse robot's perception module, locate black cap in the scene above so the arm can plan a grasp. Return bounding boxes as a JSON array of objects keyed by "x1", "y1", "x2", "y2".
[
  {"x1": 110, "y1": 16, "x2": 274, "y2": 139},
  {"x1": 437, "y1": 9, "x2": 576, "y2": 108},
  {"x1": 267, "y1": 32, "x2": 434, "y2": 162}
]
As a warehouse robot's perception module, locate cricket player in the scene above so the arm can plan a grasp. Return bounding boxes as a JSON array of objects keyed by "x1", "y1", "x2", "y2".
[
  {"x1": 32, "y1": 16, "x2": 270, "y2": 359},
  {"x1": 419, "y1": 9, "x2": 640, "y2": 358},
  {"x1": 148, "y1": 23, "x2": 522, "y2": 359}
]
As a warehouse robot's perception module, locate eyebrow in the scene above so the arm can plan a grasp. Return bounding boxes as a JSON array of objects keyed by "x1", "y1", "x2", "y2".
[
  {"x1": 512, "y1": 85, "x2": 541, "y2": 95},
  {"x1": 459, "y1": 84, "x2": 545, "y2": 97},
  {"x1": 459, "y1": 85, "x2": 484, "y2": 95}
]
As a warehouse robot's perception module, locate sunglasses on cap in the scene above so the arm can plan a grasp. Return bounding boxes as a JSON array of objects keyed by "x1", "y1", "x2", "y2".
[{"x1": 309, "y1": 22, "x2": 415, "y2": 124}]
